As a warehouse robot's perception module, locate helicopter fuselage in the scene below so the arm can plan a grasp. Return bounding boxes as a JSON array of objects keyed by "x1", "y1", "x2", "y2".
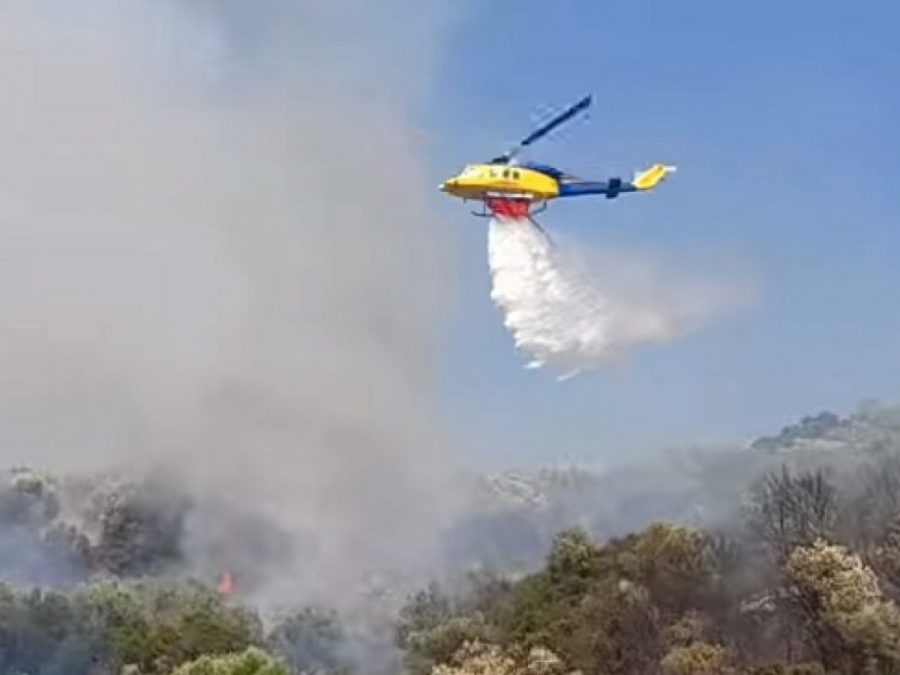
[{"x1": 439, "y1": 163, "x2": 559, "y2": 202}]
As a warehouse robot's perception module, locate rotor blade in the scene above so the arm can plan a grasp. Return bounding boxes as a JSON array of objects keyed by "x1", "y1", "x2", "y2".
[{"x1": 507, "y1": 94, "x2": 592, "y2": 160}]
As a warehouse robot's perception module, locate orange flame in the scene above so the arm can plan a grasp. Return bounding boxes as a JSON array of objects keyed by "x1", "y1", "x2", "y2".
[{"x1": 217, "y1": 570, "x2": 235, "y2": 596}]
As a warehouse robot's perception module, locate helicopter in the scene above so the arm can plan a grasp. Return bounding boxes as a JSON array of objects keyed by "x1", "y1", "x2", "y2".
[{"x1": 439, "y1": 95, "x2": 676, "y2": 219}]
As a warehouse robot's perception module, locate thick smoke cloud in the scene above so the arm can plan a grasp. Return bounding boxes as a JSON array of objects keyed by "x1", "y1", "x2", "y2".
[{"x1": 0, "y1": 2, "x2": 461, "y2": 611}]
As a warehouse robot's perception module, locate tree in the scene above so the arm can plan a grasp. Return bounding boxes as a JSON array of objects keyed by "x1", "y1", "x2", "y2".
[
  {"x1": 618, "y1": 523, "x2": 715, "y2": 617},
  {"x1": 404, "y1": 615, "x2": 498, "y2": 675},
  {"x1": 495, "y1": 531, "x2": 603, "y2": 666},
  {"x1": 430, "y1": 640, "x2": 577, "y2": 675},
  {"x1": 502, "y1": 561, "x2": 662, "y2": 674},
  {"x1": 871, "y1": 516, "x2": 900, "y2": 599},
  {"x1": 663, "y1": 612, "x2": 709, "y2": 650},
  {"x1": 74, "y1": 580, "x2": 263, "y2": 674},
  {"x1": 840, "y1": 455, "x2": 900, "y2": 551},
  {"x1": 267, "y1": 607, "x2": 349, "y2": 674},
  {"x1": 748, "y1": 467, "x2": 838, "y2": 561},
  {"x1": 397, "y1": 583, "x2": 455, "y2": 651},
  {"x1": 0, "y1": 585, "x2": 96, "y2": 675},
  {"x1": 659, "y1": 642, "x2": 733, "y2": 675},
  {"x1": 171, "y1": 646, "x2": 289, "y2": 675},
  {"x1": 398, "y1": 581, "x2": 501, "y2": 675},
  {"x1": 431, "y1": 641, "x2": 516, "y2": 675},
  {"x1": 89, "y1": 478, "x2": 191, "y2": 577},
  {"x1": 545, "y1": 530, "x2": 596, "y2": 584},
  {"x1": 786, "y1": 539, "x2": 900, "y2": 673},
  {"x1": 582, "y1": 581, "x2": 661, "y2": 675}
]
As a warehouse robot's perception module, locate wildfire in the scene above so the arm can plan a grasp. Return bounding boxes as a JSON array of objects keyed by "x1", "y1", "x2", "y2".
[{"x1": 217, "y1": 570, "x2": 235, "y2": 596}]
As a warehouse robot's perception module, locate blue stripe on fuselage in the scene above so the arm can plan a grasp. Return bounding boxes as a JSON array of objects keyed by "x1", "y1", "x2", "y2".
[
  {"x1": 558, "y1": 180, "x2": 637, "y2": 198},
  {"x1": 558, "y1": 181, "x2": 610, "y2": 196},
  {"x1": 523, "y1": 161, "x2": 566, "y2": 179}
]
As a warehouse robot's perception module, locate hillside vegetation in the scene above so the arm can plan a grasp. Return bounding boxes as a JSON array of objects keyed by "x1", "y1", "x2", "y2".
[{"x1": 0, "y1": 404, "x2": 899, "y2": 673}]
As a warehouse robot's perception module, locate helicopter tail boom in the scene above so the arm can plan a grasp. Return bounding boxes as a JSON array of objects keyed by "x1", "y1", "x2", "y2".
[{"x1": 556, "y1": 163, "x2": 677, "y2": 200}]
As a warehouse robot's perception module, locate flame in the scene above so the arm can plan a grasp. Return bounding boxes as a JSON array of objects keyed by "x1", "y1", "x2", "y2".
[{"x1": 217, "y1": 570, "x2": 235, "y2": 596}]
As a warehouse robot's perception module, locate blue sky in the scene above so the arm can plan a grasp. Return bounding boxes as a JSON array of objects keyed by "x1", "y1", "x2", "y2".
[{"x1": 424, "y1": 1, "x2": 900, "y2": 467}]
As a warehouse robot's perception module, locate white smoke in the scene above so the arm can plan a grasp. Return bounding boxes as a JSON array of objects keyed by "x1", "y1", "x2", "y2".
[
  {"x1": 0, "y1": 1, "x2": 465, "y2": 615},
  {"x1": 488, "y1": 218, "x2": 750, "y2": 378}
]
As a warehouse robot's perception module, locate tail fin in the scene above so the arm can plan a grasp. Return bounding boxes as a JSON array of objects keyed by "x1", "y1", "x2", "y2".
[{"x1": 631, "y1": 163, "x2": 677, "y2": 190}]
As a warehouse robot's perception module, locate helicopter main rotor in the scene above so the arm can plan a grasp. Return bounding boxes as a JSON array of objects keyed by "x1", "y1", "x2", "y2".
[{"x1": 488, "y1": 94, "x2": 592, "y2": 165}]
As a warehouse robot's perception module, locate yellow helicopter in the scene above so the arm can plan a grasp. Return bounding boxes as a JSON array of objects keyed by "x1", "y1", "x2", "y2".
[{"x1": 439, "y1": 95, "x2": 676, "y2": 219}]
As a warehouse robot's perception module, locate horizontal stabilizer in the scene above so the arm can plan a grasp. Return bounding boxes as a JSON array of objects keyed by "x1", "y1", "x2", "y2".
[{"x1": 632, "y1": 164, "x2": 677, "y2": 190}]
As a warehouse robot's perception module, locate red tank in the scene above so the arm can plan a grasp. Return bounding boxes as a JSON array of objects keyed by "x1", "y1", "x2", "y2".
[{"x1": 487, "y1": 198, "x2": 531, "y2": 220}]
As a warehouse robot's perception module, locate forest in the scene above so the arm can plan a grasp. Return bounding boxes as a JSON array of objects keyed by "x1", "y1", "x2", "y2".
[{"x1": 0, "y1": 404, "x2": 899, "y2": 674}]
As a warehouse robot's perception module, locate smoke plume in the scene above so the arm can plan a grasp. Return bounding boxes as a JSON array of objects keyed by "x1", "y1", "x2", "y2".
[
  {"x1": 488, "y1": 218, "x2": 750, "y2": 378},
  {"x1": 0, "y1": 1, "x2": 461, "y2": 612}
]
